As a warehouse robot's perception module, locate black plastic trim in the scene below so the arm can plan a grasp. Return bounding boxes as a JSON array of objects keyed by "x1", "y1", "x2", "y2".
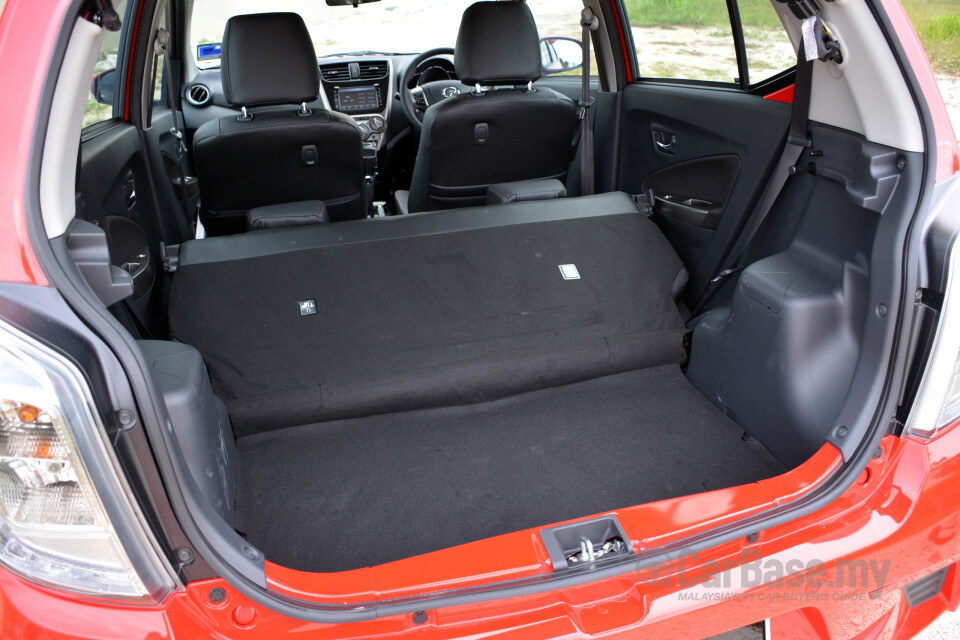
[
  {"x1": 903, "y1": 566, "x2": 949, "y2": 608},
  {"x1": 630, "y1": 77, "x2": 744, "y2": 91},
  {"x1": 747, "y1": 66, "x2": 797, "y2": 95},
  {"x1": 80, "y1": 117, "x2": 127, "y2": 140},
  {"x1": 728, "y1": 0, "x2": 750, "y2": 89}
]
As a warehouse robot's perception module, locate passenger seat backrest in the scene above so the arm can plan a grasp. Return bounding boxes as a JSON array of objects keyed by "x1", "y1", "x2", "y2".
[
  {"x1": 193, "y1": 13, "x2": 364, "y2": 222},
  {"x1": 407, "y1": 2, "x2": 579, "y2": 213}
]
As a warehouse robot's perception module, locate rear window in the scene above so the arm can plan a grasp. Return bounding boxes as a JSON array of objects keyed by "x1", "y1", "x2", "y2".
[
  {"x1": 624, "y1": 0, "x2": 796, "y2": 86},
  {"x1": 188, "y1": 0, "x2": 593, "y2": 70}
]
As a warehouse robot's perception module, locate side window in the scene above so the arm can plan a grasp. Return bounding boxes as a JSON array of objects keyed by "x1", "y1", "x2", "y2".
[
  {"x1": 738, "y1": 0, "x2": 796, "y2": 86},
  {"x1": 83, "y1": 0, "x2": 130, "y2": 127},
  {"x1": 624, "y1": 0, "x2": 740, "y2": 83},
  {"x1": 526, "y1": 0, "x2": 598, "y2": 77},
  {"x1": 151, "y1": 54, "x2": 165, "y2": 108}
]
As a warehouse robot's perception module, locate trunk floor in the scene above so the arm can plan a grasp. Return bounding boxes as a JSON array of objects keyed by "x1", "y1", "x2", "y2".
[{"x1": 235, "y1": 365, "x2": 786, "y2": 572}]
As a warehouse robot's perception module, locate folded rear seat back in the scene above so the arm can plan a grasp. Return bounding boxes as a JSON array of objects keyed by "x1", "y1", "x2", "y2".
[{"x1": 168, "y1": 193, "x2": 687, "y2": 436}]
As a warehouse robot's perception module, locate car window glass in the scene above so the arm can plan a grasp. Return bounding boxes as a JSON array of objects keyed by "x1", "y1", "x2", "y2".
[
  {"x1": 739, "y1": 0, "x2": 796, "y2": 85},
  {"x1": 84, "y1": 0, "x2": 130, "y2": 127},
  {"x1": 526, "y1": 0, "x2": 598, "y2": 76},
  {"x1": 188, "y1": 0, "x2": 595, "y2": 77},
  {"x1": 152, "y1": 55, "x2": 164, "y2": 107},
  {"x1": 624, "y1": 0, "x2": 740, "y2": 84}
]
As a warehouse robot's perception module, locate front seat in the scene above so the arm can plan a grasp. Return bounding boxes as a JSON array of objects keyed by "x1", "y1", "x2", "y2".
[
  {"x1": 406, "y1": 1, "x2": 579, "y2": 213},
  {"x1": 193, "y1": 13, "x2": 365, "y2": 223}
]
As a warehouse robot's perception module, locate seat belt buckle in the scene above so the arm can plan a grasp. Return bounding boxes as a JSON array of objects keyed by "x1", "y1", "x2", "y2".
[
  {"x1": 580, "y1": 8, "x2": 599, "y2": 31},
  {"x1": 710, "y1": 266, "x2": 744, "y2": 285},
  {"x1": 577, "y1": 97, "x2": 595, "y2": 120},
  {"x1": 169, "y1": 127, "x2": 187, "y2": 156}
]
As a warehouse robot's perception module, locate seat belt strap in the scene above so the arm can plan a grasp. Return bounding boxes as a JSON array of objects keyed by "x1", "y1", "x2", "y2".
[
  {"x1": 736, "y1": 44, "x2": 813, "y2": 251},
  {"x1": 155, "y1": 28, "x2": 194, "y2": 242},
  {"x1": 578, "y1": 8, "x2": 599, "y2": 196},
  {"x1": 690, "y1": 37, "x2": 817, "y2": 317}
]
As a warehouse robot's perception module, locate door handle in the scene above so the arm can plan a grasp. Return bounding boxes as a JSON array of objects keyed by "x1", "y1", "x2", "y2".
[
  {"x1": 653, "y1": 130, "x2": 677, "y2": 154},
  {"x1": 651, "y1": 190, "x2": 722, "y2": 229}
]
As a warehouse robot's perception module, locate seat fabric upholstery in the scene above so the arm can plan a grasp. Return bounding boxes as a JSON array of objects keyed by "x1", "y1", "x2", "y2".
[
  {"x1": 407, "y1": 2, "x2": 579, "y2": 213},
  {"x1": 193, "y1": 13, "x2": 364, "y2": 222}
]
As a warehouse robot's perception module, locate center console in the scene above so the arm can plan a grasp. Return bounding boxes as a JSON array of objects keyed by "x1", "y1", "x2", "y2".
[{"x1": 317, "y1": 59, "x2": 393, "y2": 151}]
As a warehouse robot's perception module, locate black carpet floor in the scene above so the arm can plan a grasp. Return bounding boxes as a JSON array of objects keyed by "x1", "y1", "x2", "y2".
[
  {"x1": 235, "y1": 365, "x2": 785, "y2": 572},
  {"x1": 170, "y1": 210, "x2": 686, "y2": 437}
]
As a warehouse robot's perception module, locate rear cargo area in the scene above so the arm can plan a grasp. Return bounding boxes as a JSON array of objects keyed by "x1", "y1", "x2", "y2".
[
  {"x1": 167, "y1": 194, "x2": 787, "y2": 571},
  {"x1": 235, "y1": 365, "x2": 784, "y2": 572}
]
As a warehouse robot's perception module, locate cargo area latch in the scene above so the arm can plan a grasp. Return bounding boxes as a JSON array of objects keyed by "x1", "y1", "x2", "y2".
[
  {"x1": 540, "y1": 516, "x2": 633, "y2": 571},
  {"x1": 567, "y1": 536, "x2": 628, "y2": 566}
]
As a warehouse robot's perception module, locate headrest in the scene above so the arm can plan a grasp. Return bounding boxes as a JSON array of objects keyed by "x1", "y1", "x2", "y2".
[
  {"x1": 221, "y1": 13, "x2": 319, "y2": 107},
  {"x1": 454, "y1": 2, "x2": 542, "y2": 86}
]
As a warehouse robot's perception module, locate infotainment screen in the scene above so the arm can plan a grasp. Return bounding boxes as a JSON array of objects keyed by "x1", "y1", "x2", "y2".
[{"x1": 338, "y1": 86, "x2": 379, "y2": 112}]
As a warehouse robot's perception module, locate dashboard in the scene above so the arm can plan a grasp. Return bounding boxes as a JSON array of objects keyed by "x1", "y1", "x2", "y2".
[
  {"x1": 182, "y1": 54, "x2": 457, "y2": 153},
  {"x1": 317, "y1": 58, "x2": 394, "y2": 150}
]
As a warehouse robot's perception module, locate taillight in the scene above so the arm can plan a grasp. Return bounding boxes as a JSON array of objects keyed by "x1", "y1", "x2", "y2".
[
  {"x1": 0, "y1": 319, "x2": 175, "y2": 600},
  {"x1": 907, "y1": 239, "x2": 960, "y2": 438}
]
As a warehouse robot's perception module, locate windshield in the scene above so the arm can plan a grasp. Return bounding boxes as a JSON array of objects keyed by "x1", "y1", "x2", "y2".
[{"x1": 189, "y1": 0, "x2": 586, "y2": 68}]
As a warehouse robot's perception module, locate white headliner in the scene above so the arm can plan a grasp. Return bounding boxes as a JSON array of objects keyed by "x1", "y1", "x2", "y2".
[
  {"x1": 778, "y1": 0, "x2": 923, "y2": 153},
  {"x1": 40, "y1": 18, "x2": 104, "y2": 238}
]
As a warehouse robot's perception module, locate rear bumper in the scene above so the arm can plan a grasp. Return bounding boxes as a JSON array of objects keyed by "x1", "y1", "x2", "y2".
[{"x1": 3, "y1": 429, "x2": 960, "y2": 640}]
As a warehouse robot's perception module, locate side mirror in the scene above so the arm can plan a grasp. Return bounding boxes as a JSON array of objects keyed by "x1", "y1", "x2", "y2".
[
  {"x1": 540, "y1": 37, "x2": 583, "y2": 75},
  {"x1": 91, "y1": 68, "x2": 116, "y2": 105}
]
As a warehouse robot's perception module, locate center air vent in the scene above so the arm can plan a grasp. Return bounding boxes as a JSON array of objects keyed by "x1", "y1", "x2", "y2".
[
  {"x1": 184, "y1": 83, "x2": 212, "y2": 107},
  {"x1": 320, "y1": 63, "x2": 350, "y2": 82},
  {"x1": 358, "y1": 61, "x2": 388, "y2": 80}
]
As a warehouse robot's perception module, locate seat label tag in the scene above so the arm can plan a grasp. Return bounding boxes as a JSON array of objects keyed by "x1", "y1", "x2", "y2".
[{"x1": 299, "y1": 299, "x2": 318, "y2": 316}]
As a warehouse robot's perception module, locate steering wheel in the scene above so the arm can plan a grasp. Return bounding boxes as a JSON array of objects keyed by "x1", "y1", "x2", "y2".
[{"x1": 399, "y1": 47, "x2": 466, "y2": 133}]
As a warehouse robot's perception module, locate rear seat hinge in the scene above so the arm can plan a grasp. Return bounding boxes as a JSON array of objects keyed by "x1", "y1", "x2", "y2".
[
  {"x1": 631, "y1": 189, "x2": 655, "y2": 217},
  {"x1": 160, "y1": 242, "x2": 180, "y2": 273}
]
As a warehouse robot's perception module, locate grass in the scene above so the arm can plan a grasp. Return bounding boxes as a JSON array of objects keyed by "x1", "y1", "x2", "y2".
[
  {"x1": 902, "y1": 0, "x2": 960, "y2": 75},
  {"x1": 623, "y1": 0, "x2": 960, "y2": 76},
  {"x1": 622, "y1": 0, "x2": 781, "y2": 30}
]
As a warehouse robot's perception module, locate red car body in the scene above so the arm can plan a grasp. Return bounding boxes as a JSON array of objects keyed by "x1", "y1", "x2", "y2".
[{"x1": 2, "y1": 0, "x2": 960, "y2": 638}]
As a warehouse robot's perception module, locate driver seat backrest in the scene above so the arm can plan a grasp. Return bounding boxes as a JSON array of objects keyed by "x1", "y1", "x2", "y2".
[
  {"x1": 193, "y1": 13, "x2": 365, "y2": 223},
  {"x1": 407, "y1": 1, "x2": 579, "y2": 213}
]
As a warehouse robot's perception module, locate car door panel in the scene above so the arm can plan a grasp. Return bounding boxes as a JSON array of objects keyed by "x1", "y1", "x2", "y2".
[
  {"x1": 146, "y1": 108, "x2": 200, "y2": 236},
  {"x1": 644, "y1": 154, "x2": 741, "y2": 231},
  {"x1": 618, "y1": 83, "x2": 790, "y2": 305},
  {"x1": 78, "y1": 123, "x2": 170, "y2": 328}
]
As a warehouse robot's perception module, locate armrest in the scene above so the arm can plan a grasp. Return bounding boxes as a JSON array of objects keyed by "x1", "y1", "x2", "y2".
[
  {"x1": 487, "y1": 179, "x2": 567, "y2": 205},
  {"x1": 247, "y1": 200, "x2": 329, "y2": 230}
]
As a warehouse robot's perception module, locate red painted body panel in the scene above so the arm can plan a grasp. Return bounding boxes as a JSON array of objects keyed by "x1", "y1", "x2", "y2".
[
  {"x1": 1, "y1": 0, "x2": 960, "y2": 638},
  {"x1": 764, "y1": 84, "x2": 795, "y2": 104},
  {"x1": 1, "y1": 431, "x2": 960, "y2": 638},
  {"x1": 0, "y1": 0, "x2": 63, "y2": 285},
  {"x1": 879, "y1": 0, "x2": 960, "y2": 182},
  {"x1": 607, "y1": 0, "x2": 633, "y2": 83}
]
